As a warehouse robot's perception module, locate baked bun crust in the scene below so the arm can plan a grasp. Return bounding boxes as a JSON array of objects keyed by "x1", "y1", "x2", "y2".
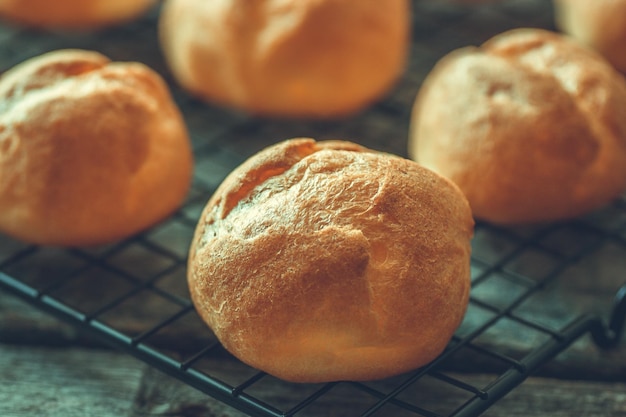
[
  {"x1": 554, "y1": 0, "x2": 626, "y2": 73},
  {"x1": 0, "y1": 0, "x2": 156, "y2": 29},
  {"x1": 188, "y1": 138, "x2": 473, "y2": 383},
  {"x1": 159, "y1": 0, "x2": 410, "y2": 118},
  {"x1": 409, "y1": 28, "x2": 626, "y2": 224},
  {"x1": 0, "y1": 49, "x2": 193, "y2": 246}
]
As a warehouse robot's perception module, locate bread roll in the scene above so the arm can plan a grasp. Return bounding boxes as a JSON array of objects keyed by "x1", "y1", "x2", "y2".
[
  {"x1": 554, "y1": 0, "x2": 626, "y2": 73},
  {"x1": 188, "y1": 138, "x2": 473, "y2": 383},
  {"x1": 0, "y1": 0, "x2": 156, "y2": 29},
  {"x1": 409, "y1": 28, "x2": 626, "y2": 224},
  {"x1": 159, "y1": 0, "x2": 410, "y2": 118},
  {"x1": 0, "y1": 49, "x2": 193, "y2": 246},
  {"x1": 436, "y1": 0, "x2": 501, "y2": 4}
]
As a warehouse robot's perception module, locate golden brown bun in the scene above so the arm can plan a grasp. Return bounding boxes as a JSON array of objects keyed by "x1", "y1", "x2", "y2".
[
  {"x1": 436, "y1": 0, "x2": 501, "y2": 4},
  {"x1": 159, "y1": 0, "x2": 410, "y2": 118},
  {"x1": 409, "y1": 28, "x2": 626, "y2": 224},
  {"x1": 0, "y1": 0, "x2": 156, "y2": 29},
  {"x1": 554, "y1": 0, "x2": 626, "y2": 73},
  {"x1": 0, "y1": 49, "x2": 193, "y2": 246},
  {"x1": 188, "y1": 138, "x2": 473, "y2": 383}
]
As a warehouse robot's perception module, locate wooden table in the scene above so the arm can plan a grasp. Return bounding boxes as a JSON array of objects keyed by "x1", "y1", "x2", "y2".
[{"x1": 1, "y1": 1, "x2": 625, "y2": 416}]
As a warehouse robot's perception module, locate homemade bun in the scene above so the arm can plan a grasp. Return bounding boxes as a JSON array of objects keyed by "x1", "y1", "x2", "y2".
[
  {"x1": 188, "y1": 138, "x2": 473, "y2": 383},
  {"x1": 159, "y1": 0, "x2": 410, "y2": 118},
  {"x1": 554, "y1": 0, "x2": 626, "y2": 73},
  {"x1": 0, "y1": 0, "x2": 156, "y2": 29},
  {"x1": 0, "y1": 49, "x2": 193, "y2": 246},
  {"x1": 409, "y1": 28, "x2": 626, "y2": 224},
  {"x1": 439, "y1": 0, "x2": 502, "y2": 4}
]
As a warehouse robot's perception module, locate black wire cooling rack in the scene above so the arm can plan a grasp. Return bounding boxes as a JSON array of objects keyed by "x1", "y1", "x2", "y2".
[{"x1": 1, "y1": 1, "x2": 626, "y2": 416}]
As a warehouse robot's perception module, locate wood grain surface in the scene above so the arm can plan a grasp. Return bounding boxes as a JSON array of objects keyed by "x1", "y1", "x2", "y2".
[
  {"x1": 2, "y1": 340, "x2": 625, "y2": 417},
  {"x1": 1, "y1": 1, "x2": 626, "y2": 416}
]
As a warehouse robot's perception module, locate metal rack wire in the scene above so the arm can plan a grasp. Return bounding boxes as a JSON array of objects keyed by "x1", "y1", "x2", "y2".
[
  {"x1": 1, "y1": 216, "x2": 625, "y2": 417},
  {"x1": 0, "y1": 1, "x2": 625, "y2": 416}
]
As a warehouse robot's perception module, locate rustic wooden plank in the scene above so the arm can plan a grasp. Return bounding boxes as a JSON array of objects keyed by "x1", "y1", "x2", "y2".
[
  {"x1": 131, "y1": 357, "x2": 626, "y2": 417},
  {"x1": 1, "y1": 343, "x2": 624, "y2": 417},
  {"x1": 483, "y1": 377, "x2": 626, "y2": 417},
  {"x1": 0, "y1": 344, "x2": 145, "y2": 417}
]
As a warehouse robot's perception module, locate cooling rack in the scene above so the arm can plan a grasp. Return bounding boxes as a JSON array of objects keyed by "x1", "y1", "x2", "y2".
[{"x1": 1, "y1": 1, "x2": 626, "y2": 416}]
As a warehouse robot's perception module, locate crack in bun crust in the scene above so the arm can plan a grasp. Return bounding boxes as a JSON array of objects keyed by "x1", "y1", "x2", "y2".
[{"x1": 188, "y1": 138, "x2": 474, "y2": 383}]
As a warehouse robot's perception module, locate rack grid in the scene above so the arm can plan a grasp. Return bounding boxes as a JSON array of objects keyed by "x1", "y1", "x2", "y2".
[{"x1": 1, "y1": 1, "x2": 625, "y2": 416}]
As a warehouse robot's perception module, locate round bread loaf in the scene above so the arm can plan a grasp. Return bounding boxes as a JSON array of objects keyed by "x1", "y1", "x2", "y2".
[
  {"x1": 0, "y1": 49, "x2": 193, "y2": 246},
  {"x1": 188, "y1": 138, "x2": 473, "y2": 383},
  {"x1": 409, "y1": 28, "x2": 626, "y2": 224},
  {"x1": 554, "y1": 0, "x2": 626, "y2": 73},
  {"x1": 158, "y1": 0, "x2": 410, "y2": 118},
  {"x1": 0, "y1": 0, "x2": 156, "y2": 29}
]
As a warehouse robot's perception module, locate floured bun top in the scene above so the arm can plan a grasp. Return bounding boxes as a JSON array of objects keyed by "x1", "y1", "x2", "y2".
[{"x1": 188, "y1": 138, "x2": 473, "y2": 383}]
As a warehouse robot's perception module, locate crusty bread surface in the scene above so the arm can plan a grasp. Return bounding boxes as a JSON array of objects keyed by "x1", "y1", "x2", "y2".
[
  {"x1": 409, "y1": 28, "x2": 626, "y2": 224},
  {"x1": 159, "y1": 0, "x2": 410, "y2": 118},
  {"x1": 0, "y1": 49, "x2": 193, "y2": 246},
  {"x1": 554, "y1": 0, "x2": 626, "y2": 73},
  {"x1": 188, "y1": 138, "x2": 473, "y2": 383},
  {"x1": 0, "y1": 0, "x2": 156, "y2": 29}
]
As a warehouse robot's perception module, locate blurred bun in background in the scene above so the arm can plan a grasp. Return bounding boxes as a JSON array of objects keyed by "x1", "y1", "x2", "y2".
[
  {"x1": 159, "y1": 0, "x2": 410, "y2": 118},
  {"x1": 0, "y1": 0, "x2": 156, "y2": 30}
]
